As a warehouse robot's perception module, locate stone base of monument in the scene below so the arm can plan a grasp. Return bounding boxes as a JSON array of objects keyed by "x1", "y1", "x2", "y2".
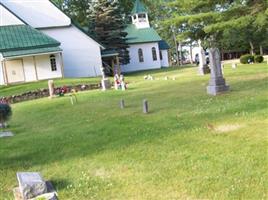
[
  {"x1": 101, "y1": 78, "x2": 111, "y2": 90},
  {"x1": 14, "y1": 172, "x2": 58, "y2": 200},
  {"x1": 207, "y1": 78, "x2": 230, "y2": 96}
]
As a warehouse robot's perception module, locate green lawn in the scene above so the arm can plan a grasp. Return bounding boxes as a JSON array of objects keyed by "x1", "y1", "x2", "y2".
[
  {"x1": 0, "y1": 77, "x2": 101, "y2": 97},
  {"x1": 0, "y1": 64, "x2": 267, "y2": 199}
]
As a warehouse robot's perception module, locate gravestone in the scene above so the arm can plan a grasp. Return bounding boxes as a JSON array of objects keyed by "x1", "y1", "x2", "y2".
[
  {"x1": 101, "y1": 78, "x2": 111, "y2": 91},
  {"x1": 48, "y1": 80, "x2": 54, "y2": 99},
  {"x1": 14, "y1": 180, "x2": 58, "y2": 200},
  {"x1": 0, "y1": 131, "x2": 13, "y2": 138},
  {"x1": 17, "y1": 172, "x2": 47, "y2": 199},
  {"x1": 120, "y1": 99, "x2": 125, "y2": 109},
  {"x1": 143, "y1": 100, "x2": 149, "y2": 114},
  {"x1": 100, "y1": 66, "x2": 111, "y2": 91},
  {"x1": 120, "y1": 74, "x2": 126, "y2": 91},
  {"x1": 207, "y1": 48, "x2": 230, "y2": 95},
  {"x1": 198, "y1": 40, "x2": 210, "y2": 75}
]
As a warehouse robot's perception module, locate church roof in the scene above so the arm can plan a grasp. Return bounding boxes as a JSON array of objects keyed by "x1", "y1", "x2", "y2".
[
  {"x1": 131, "y1": 0, "x2": 147, "y2": 15},
  {"x1": 0, "y1": 0, "x2": 71, "y2": 28},
  {"x1": 125, "y1": 24, "x2": 162, "y2": 44},
  {"x1": 0, "y1": 25, "x2": 61, "y2": 58}
]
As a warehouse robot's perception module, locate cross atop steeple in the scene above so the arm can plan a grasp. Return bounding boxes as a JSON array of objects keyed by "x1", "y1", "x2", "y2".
[{"x1": 131, "y1": 0, "x2": 150, "y2": 29}]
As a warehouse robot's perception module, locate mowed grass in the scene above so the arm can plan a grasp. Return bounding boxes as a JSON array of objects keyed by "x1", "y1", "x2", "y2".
[{"x1": 0, "y1": 64, "x2": 267, "y2": 199}]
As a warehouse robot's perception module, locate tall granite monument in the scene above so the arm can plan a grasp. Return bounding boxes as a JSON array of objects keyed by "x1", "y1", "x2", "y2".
[{"x1": 207, "y1": 48, "x2": 229, "y2": 95}]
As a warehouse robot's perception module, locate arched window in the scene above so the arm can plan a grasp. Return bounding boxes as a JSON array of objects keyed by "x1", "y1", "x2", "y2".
[
  {"x1": 50, "y1": 55, "x2": 57, "y2": 71},
  {"x1": 152, "y1": 47, "x2": 157, "y2": 61},
  {"x1": 138, "y1": 48, "x2": 144, "y2": 62},
  {"x1": 160, "y1": 51, "x2": 163, "y2": 60}
]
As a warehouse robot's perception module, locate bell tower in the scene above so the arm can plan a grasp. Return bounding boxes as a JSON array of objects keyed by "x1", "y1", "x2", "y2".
[{"x1": 131, "y1": 0, "x2": 150, "y2": 29}]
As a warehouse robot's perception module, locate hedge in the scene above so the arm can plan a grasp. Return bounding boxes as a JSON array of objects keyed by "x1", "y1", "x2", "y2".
[
  {"x1": 254, "y1": 55, "x2": 264, "y2": 63},
  {"x1": 240, "y1": 54, "x2": 254, "y2": 64}
]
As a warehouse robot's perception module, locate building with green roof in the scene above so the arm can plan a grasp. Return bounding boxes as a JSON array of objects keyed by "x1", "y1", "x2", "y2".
[
  {"x1": 0, "y1": 25, "x2": 63, "y2": 85},
  {"x1": 1, "y1": 0, "x2": 104, "y2": 82},
  {"x1": 121, "y1": 0, "x2": 170, "y2": 73}
]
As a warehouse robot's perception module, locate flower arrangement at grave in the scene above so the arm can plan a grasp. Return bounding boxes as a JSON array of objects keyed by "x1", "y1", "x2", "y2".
[
  {"x1": 56, "y1": 86, "x2": 68, "y2": 97},
  {"x1": 0, "y1": 103, "x2": 12, "y2": 129}
]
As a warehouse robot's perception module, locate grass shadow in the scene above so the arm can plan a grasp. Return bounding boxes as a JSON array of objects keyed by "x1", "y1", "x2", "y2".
[{"x1": 50, "y1": 178, "x2": 72, "y2": 191}]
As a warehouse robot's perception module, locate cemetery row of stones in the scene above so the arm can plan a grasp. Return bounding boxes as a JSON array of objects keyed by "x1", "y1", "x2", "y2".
[{"x1": 0, "y1": 83, "x2": 101, "y2": 104}]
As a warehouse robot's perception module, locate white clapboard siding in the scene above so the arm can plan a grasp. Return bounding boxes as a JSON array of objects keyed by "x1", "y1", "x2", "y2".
[{"x1": 121, "y1": 43, "x2": 162, "y2": 73}]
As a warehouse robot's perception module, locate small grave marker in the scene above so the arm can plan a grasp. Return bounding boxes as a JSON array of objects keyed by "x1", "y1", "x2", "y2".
[
  {"x1": 0, "y1": 131, "x2": 14, "y2": 138},
  {"x1": 232, "y1": 63, "x2": 237, "y2": 69},
  {"x1": 17, "y1": 172, "x2": 47, "y2": 199},
  {"x1": 14, "y1": 172, "x2": 58, "y2": 200},
  {"x1": 69, "y1": 89, "x2": 78, "y2": 105},
  {"x1": 120, "y1": 99, "x2": 125, "y2": 109},
  {"x1": 48, "y1": 80, "x2": 55, "y2": 99},
  {"x1": 143, "y1": 99, "x2": 149, "y2": 114}
]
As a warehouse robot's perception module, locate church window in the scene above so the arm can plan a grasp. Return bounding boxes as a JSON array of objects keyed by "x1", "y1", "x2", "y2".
[
  {"x1": 138, "y1": 49, "x2": 144, "y2": 62},
  {"x1": 50, "y1": 55, "x2": 57, "y2": 71},
  {"x1": 152, "y1": 47, "x2": 157, "y2": 61}
]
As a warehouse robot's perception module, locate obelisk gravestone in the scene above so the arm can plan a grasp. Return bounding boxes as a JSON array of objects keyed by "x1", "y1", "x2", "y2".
[{"x1": 207, "y1": 48, "x2": 230, "y2": 95}]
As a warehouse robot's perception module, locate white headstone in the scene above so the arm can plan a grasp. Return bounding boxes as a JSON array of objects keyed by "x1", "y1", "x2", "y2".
[
  {"x1": 232, "y1": 63, "x2": 237, "y2": 69},
  {"x1": 48, "y1": 80, "x2": 54, "y2": 98},
  {"x1": 0, "y1": 131, "x2": 13, "y2": 138},
  {"x1": 198, "y1": 40, "x2": 210, "y2": 75}
]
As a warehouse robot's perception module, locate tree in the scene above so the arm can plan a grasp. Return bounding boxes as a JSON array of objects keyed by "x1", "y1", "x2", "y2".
[
  {"x1": 52, "y1": 0, "x2": 130, "y2": 64},
  {"x1": 164, "y1": 0, "x2": 268, "y2": 53},
  {"x1": 51, "y1": 0, "x2": 93, "y2": 27},
  {"x1": 90, "y1": 0, "x2": 130, "y2": 64}
]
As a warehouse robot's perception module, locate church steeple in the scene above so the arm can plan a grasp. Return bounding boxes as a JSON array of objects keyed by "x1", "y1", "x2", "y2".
[{"x1": 131, "y1": 0, "x2": 150, "y2": 29}]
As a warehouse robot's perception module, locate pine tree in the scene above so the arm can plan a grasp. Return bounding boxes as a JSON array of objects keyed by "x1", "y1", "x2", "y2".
[
  {"x1": 164, "y1": 0, "x2": 268, "y2": 52},
  {"x1": 90, "y1": 0, "x2": 130, "y2": 65}
]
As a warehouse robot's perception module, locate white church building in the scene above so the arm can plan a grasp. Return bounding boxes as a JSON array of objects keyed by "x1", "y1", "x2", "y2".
[
  {"x1": 0, "y1": 0, "x2": 103, "y2": 85},
  {"x1": 121, "y1": 0, "x2": 170, "y2": 73},
  {"x1": 0, "y1": 0, "x2": 170, "y2": 85}
]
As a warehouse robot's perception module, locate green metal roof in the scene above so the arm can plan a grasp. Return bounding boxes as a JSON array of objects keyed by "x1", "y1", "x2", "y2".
[
  {"x1": 2, "y1": 47, "x2": 62, "y2": 58},
  {"x1": 0, "y1": 25, "x2": 61, "y2": 56},
  {"x1": 125, "y1": 24, "x2": 162, "y2": 44},
  {"x1": 159, "y1": 40, "x2": 170, "y2": 50},
  {"x1": 131, "y1": 0, "x2": 147, "y2": 15}
]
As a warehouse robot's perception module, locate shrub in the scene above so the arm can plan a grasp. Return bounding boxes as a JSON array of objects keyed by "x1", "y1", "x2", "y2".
[
  {"x1": 254, "y1": 55, "x2": 264, "y2": 63},
  {"x1": 0, "y1": 103, "x2": 12, "y2": 128},
  {"x1": 240, "y1": 54, "x2": 254, "y2": 64}
]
